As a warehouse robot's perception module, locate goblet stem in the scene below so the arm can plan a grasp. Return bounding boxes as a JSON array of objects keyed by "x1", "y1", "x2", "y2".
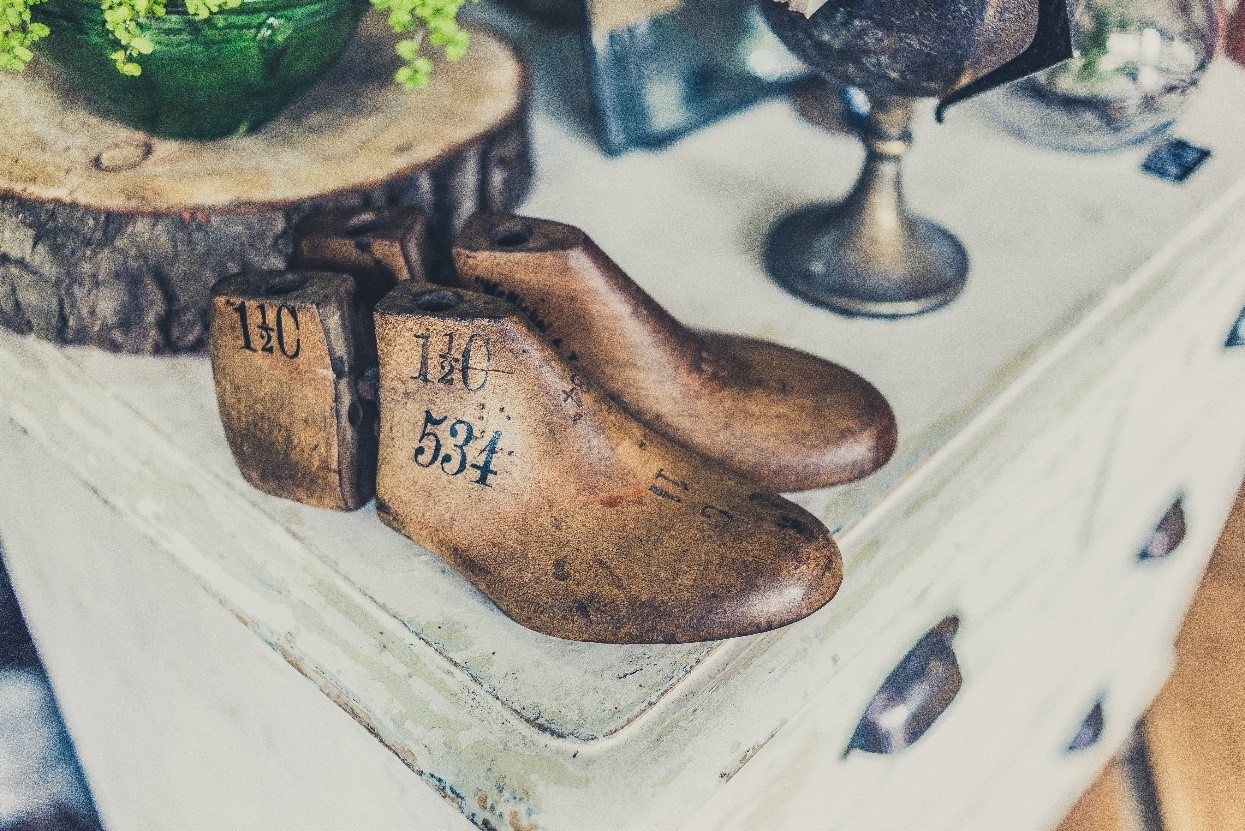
[
  {"x1": 764, "y1": 94, "x2": 969, "y2": 318},
  {"x1": 850, "y1": 95, "x2": 913, "y2": 243}
]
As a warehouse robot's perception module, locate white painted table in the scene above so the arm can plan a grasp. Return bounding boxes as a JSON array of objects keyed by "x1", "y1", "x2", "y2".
[{"x1": 2, "y1": 56, "x2": 1245, "y2": 831}]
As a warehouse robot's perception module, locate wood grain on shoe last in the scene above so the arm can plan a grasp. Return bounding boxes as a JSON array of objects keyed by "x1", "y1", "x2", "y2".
[
  {"x1": 373, "y1": 282, "x2": 844, "y2": 643},
  {"x1": 210, "y1": 271, "x2": 380, "y2": 511},
  {"x1": 452, "y1": 213, "x2": 898, "y2": 492}
]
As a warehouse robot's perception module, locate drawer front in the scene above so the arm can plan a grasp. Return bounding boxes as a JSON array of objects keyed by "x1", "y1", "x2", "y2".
[
  {"x1": 956, "y1": 420, "x2": 1245, "y2": 831},
  {"x1": 813, "y1": 413, "x2": 1244, "y2": 831},
  {"x1": 1087, "y1": 234, "x2": 1245, "y2": 557},
  {"x1": 682, "y1": 353, "x2": 1137, "y2": 831},
  {"x1": 682, "y1": 211, "x2": 1245, "y2": 831}
]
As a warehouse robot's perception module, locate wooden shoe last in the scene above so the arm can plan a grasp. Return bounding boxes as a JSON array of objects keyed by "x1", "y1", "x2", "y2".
[
  {"x1": 210, "y1": 270, "x2": 379, "y2": 511},
  {"x1": 291, "y1": 206, "x2": 440, "y2": 287},
  {"x1": 452, "y1": 213, "x2": 898, "y2": 492},
  {"x1": 212, "y1": 204, "x2": 438, "y2": 509},
  {"x1": 373, "y1": 282, "x2": 844, "y2": 643}
]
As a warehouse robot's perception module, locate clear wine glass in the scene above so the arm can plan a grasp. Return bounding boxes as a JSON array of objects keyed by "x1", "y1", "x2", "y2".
[{"x1": 983, "y1": 0, "x2": 1222, "y2": 153}]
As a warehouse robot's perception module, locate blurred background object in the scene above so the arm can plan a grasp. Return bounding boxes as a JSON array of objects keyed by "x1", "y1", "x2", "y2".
[
  {"x1": 495, "y1": 0, "x2": 807, "y2": 153},
  {"x1": 1056, "y1": 481, "x2": 1245, "y2": 831},
  {"x1": 1227, "y1": 0, "x2": 1245, "y2": 64},
  {"x1": 0, "y1": 551, "x2": 102, "y2": 831},
  {"x1": 501, "y1": 0, "x2": 586, "y2": 24},
  {"x1": 585, "y1": 0, "x2": 807, "y2": 152},
  {"x1": 788, "y1": 78, "x2": 870, "y2": 134},
  {"x1": 982, "y1": 0, "x2": 1223, "y2": 152}
]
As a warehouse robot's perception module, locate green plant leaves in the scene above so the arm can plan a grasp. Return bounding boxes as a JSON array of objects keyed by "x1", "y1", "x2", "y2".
[
  {"x1": 2, "y1": 0, "x2": 470, "y2": 85},
  {"x1": 100, "y1": 0, "x2": 167, "y2": 74},
  {"x1": 93, "y1": 0, "x2": 246, "y2": 78},
  {"x1": 370, "y1": 0, "x2": 472, "y2": 89},
  {"x1": 184, "y1": 0, "x2": 242, "y2": 19},
  {"x1": 0, "y1": 0, "x2": 49, "y2": 72}
]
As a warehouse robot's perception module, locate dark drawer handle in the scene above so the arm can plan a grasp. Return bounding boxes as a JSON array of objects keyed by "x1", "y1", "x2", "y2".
[
  {"x1": 1139, "y1": 498, "x2": 1187, "y2": 561},
  {"x1": 847, "y1": 616, "x2": 962, "y2": 755},
  {"x1": 1067, "y1": 699, "x2": 1105, "y2": 752},
  {"x1": 1227, "y1": 307, "x2": 1245, "y2": 348}
]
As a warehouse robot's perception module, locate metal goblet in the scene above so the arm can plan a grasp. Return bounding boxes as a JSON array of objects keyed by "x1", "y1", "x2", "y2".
[{"x1": 759, "y1": 0, "x2": 1042, "y2": 317}]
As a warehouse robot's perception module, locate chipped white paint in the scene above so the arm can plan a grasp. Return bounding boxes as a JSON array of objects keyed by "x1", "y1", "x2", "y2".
[{"x1": 2, "y1": 60, "x2": 1245, "y2": 831}]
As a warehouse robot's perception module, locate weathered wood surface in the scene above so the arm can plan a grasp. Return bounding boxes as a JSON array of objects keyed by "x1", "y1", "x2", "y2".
[
  {"x1": 0, "y1": 426, "x2": 474, "y2": 831},
  {"x1": 0, "y1": 16, "x2": 531, "y2": 354},
  {"x1": 2, "y1": 57, "x2": 1245, "y2": 831}
]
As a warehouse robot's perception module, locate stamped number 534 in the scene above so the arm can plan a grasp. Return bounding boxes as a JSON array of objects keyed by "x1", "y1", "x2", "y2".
[{"x1": 414, "y1": 410, "x2": 502, "y2": 487}]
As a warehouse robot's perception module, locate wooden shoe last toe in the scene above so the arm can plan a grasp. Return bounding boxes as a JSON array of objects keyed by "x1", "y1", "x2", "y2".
[
  {"x1": 373, "y1": 282, "x2": 844, "y2": 643},
  {"x1": 452, "y1": 213, "x2": 898, "y2": 492}
]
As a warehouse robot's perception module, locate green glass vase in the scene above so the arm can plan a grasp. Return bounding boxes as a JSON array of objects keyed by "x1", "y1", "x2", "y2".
[{"x1": 34, "y1": 0, "x2": 368, "y2": 140}]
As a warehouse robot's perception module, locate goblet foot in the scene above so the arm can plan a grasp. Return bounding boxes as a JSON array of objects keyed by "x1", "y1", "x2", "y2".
[{"x1": 764, "y1": 203, "x2": 968, "y2": 318}]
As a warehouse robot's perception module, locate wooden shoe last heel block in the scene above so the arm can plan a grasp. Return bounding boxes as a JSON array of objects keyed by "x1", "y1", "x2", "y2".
[
  {"x1": 210, "y1": 271, "x2": 379, "y2": 511},
  {"x1": 452, "y1": 213, "x2": 899, "y2": 492},
  {"x1": 291, "y1": 206, "x2": 441, "y2": 287},
  {"x1": 373, "y1": 282, "x2": 844, "y2": 643}
]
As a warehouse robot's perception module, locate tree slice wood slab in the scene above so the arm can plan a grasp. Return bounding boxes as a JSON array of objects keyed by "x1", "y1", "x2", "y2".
[{"x1": 0, "y1": 15, "x2": 531, "y2": 354}]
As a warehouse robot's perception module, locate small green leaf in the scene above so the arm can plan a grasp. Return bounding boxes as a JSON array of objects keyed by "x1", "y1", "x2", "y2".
[
  {"x1": 377, "y1": 0, "x2": 471, "y2": 89},
  {"x1": 99, "y1": 0, "x2": 167, "y2": 74},
  {"x1": 394, "y1": 37, "x2": 419, "y2": 60},
  {"x1": 0, "y1": 0, "x2": 50, "y2": 73}
]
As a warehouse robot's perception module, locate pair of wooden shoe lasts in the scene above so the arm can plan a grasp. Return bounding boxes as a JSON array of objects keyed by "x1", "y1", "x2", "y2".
[{"x1": 210, "y1": 208, "x2": 897, "y2": 644}]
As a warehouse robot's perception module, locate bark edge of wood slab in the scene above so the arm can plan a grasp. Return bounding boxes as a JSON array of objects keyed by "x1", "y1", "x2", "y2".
[
  {"x1": 373, "y1": 281, "x2": 844, "y2": 644},
  {"x1": 451, "y1": 212, "x2": 898, "y2": 492},
  {"x1": 0, "y1": 17, "x2": 531, "y2": 355},
  {"x1": 210, "y1": 270, "x2": 380, "y2": 511}
]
